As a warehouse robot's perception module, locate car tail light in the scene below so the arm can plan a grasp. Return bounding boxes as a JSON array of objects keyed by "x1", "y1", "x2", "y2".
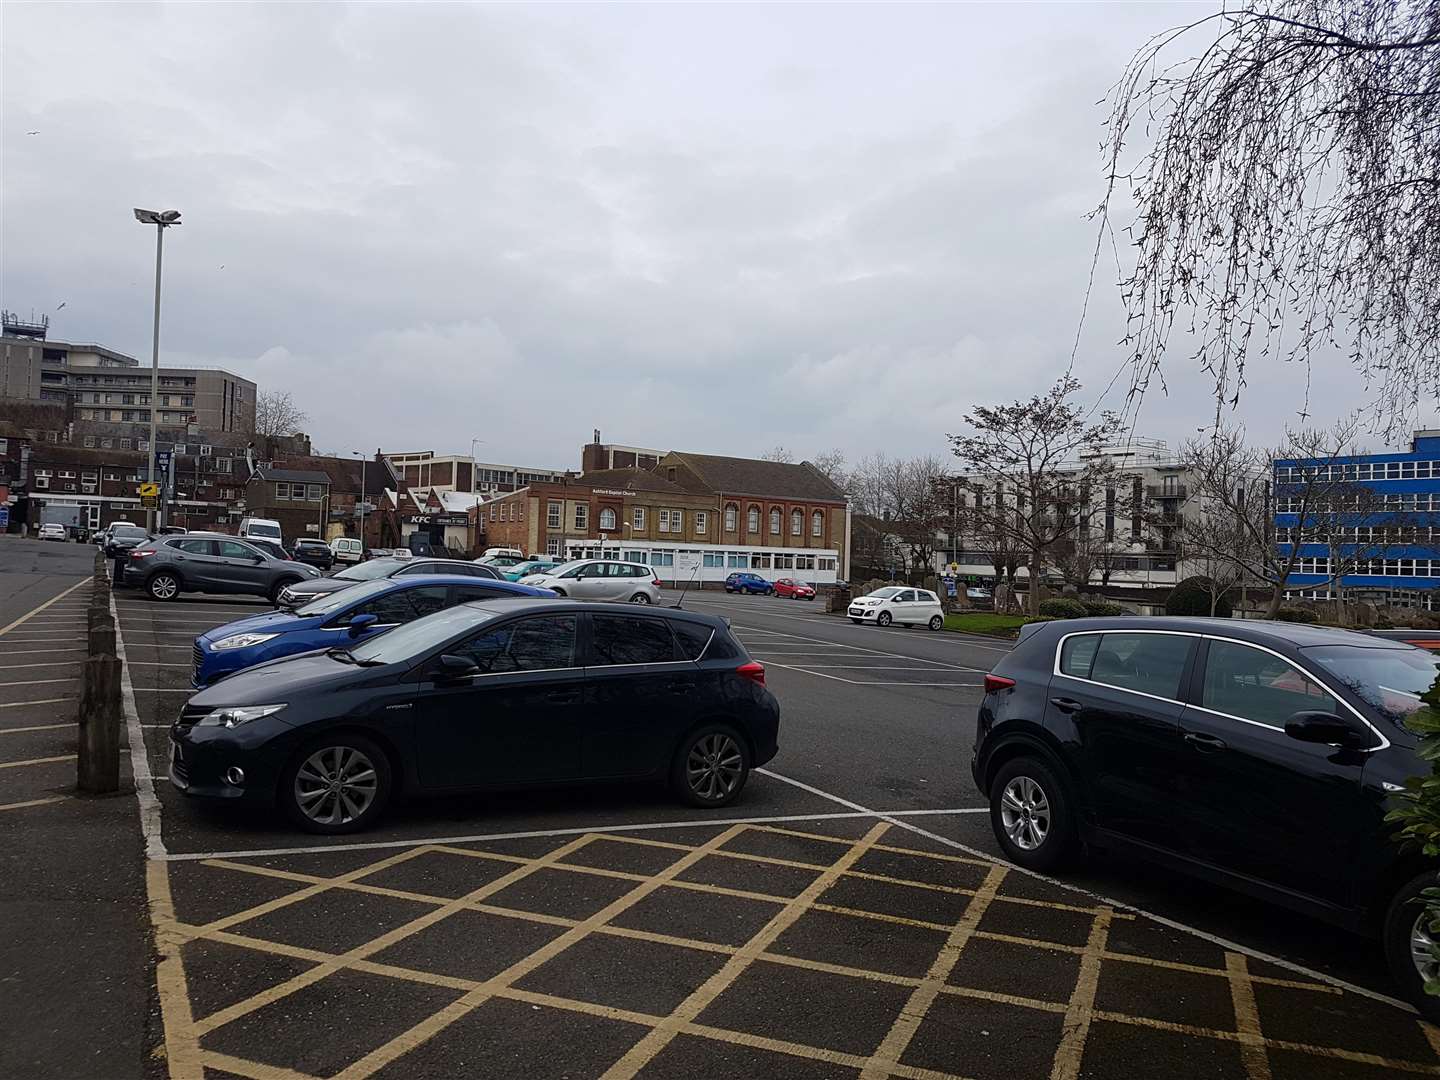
[
  {"x1": 983, "y1": 674, "x2": 1016, "y2": 694},
  {"x1": 736, "y1": 661, "x2": 766, "y2": 687},
  {"x1": 130, "y1": 549, "x2": 156, "y2": 558},
  {"x1": 652, "y1": 578, "x2": 662, "y2": 587}
]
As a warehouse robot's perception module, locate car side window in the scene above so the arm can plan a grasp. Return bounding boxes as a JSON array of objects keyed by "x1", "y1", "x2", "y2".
[
  {"x1": 174, "y1": 539, "x2": 214, "y2": 556},
  {"x1": 671, "y1": 621, "x2": 714, "y2": 661},
  {"x1": 1058, "y1": 634, "x2": 1101, "y2": 678},
  {"x1": 591, "y1": 615, "x2": 679, "y2": 665},
  {"x1": 217, "y1": 540, "x2": 257, "y2": 560},
  {"x1": 897, "y1": 590, "x2": 916, "y2": 602},
  {"x1": 353, "y1": 591, "x2": 419, "y2": 625},
  {"x1": 407, "y1": 586, "x2": 450, "y2": 619},
  {"x1": 397, "y1": 562, "x2": 435, "y2": 576},
  {"x1": 1201, "y1": 640, "x2": 1339, "y2": 728},
  {"x1": 455, "y1": 586, "x2": 505, "y2": 603},
  {"x1": 451, "y1": 615, "x2": 577, "y2": 673},
  {"x1": 1086, "y1": 633, "x2": 1192, "y2": 700},
  {"x1": 918, "y1": 591, "x2": 938, "y2": 603}
]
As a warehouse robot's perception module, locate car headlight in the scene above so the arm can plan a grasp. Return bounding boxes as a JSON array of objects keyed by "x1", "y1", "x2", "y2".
[
  {"x1": 196, "y1": 704, "x2": 287, "y2": 728},
  {"x1": 211, "y1": 632, "x2": 280, "y2": 651},
  {"x1": 302, "y1": 566, "x2": 321, "y2": 576}
]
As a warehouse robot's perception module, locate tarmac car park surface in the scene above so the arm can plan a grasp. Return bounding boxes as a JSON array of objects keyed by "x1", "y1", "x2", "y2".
[{"x1": 4, "y1": 539, "x2": 1439, "y2": 1080}]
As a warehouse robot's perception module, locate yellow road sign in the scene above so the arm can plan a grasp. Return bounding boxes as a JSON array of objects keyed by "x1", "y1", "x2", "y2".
[{"x1": 138, "y1": 482, "x2": 159, "y2": 498}]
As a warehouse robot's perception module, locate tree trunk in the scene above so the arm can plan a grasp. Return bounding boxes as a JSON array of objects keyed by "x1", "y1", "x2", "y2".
[
  {"x1": 1028, "y1": 553, "x2": 1043, "y2": 616},
  {"x1": 1264, "y1": 586, "x2": 1286, "y2": 619}
]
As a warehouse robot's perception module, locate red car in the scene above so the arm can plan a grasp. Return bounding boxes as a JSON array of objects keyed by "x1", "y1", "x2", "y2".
[{"x1": 773, "y1": 578, "x2": 816, "y2": 600}]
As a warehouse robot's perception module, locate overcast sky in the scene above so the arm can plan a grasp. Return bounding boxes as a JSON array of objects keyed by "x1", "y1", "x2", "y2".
[{"x1": 4, "y1": 2, "x2": 1432, "y2": 470}]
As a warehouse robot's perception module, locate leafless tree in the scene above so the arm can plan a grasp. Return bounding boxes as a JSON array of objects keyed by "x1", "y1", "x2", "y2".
[
  {"x1": 760, "y1": 445, "x2": 795, "y2": 464},
  {"x1": 1178, "y1": 418, "x2": 1413, "y2": 617},
  {"x1": 810, "y1": 448, "x2": 849, "y2": 489},
  {"x1": 252, "y1": 390, "x2": 309, "y2": 439},
  {"x1": 949, "y1": 376, "x2": 1125, "y2": 615},
  {"x1": 1099, "y1": 2, "x2": 1440, "y2": 435},
  {"x1": 888, "y1": 457, "x2": 951, "y2": 573},
  {"x1": 847, "y1": 453, "x2": 894, "y2": 520}
]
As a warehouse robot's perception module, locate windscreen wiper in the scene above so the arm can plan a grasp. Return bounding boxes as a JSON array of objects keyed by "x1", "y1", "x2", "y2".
[{"x1": 325, "y1": 647, "x2": 357, "y2": 663}]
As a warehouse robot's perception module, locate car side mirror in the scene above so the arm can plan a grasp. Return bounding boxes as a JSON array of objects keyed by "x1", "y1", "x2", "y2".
[
  {"x1": 347, "y1": 613, "x2": 379, "y2": 637},
  {"x1": 1284, "y1": 711, "x2": 1371, "y2": 750},
  {"x1": 435, "y1": 653, "x2": 480, "y2": 681}
]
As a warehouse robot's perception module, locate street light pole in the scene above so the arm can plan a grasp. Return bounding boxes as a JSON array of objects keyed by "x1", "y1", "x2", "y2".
[
  {"x1": 134, "y1": 208, "x2": 181, "y2": 534},
  {"x1": 469, "y1": 436, "x2": 485, "y2": 556},
  {"x1": 353, "y1": 451, "x2": 367, "y2": 549}
]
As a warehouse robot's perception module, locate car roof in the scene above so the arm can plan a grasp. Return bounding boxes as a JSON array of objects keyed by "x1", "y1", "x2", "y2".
[
  {"x1": 1029, "y1": 616, "x2": 1399, "y2": 649},
  {"x1": 455, "y1": 595, "x2": 727, "y2": 628},
  {"x1": 354, "y1": 574, "x2": 554, "y2": 594}
]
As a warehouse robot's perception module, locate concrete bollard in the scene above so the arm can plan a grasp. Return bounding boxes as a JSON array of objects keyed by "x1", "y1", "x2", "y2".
[{"x1": 77, "y1": 654, "x2": 122, "y2": 794}]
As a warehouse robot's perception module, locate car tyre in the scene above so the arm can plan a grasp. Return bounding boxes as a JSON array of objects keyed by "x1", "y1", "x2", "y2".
[
  {"x1": 280, "y1": 734, "x2": 392, "y2": 834},
  {"x1": 929, "y1": 615, "x2": 944, "y2": 631},
  {"x1": 629, "y1": 592, "x2": 652, "y2": 604},
  {"x1": 876, "y1": 611, "x2": 892, "y2": 627},
  {"x1": 671, "y1": 723, "x2": 750, "y2": 808},
  {"x1": 988, "y1": 757, "x2": 1077, "y2": 872},
  {"x1": 146, "y1": 572, "x2": 180, "y2": 601},
  {"x1": 1383, "y1": 870, "x2": 1440, "y2": 1023}
]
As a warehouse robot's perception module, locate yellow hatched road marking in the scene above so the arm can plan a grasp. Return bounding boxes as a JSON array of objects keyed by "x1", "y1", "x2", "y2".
[
  {"x1": 1226, "y1": 951, "x2": 1273, "y2": 1080},
  {"x1": 1049, "y1": 907, "x2": 1113, "y2": 1080}
]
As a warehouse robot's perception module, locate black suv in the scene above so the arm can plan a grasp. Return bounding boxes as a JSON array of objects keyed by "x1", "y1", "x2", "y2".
[
  {"x1": 972, "y1": 616, "x2": 1439, "y2": 1017},
  {"x1": 123, "y1": 533, "x2": 323, "y2": 602}
]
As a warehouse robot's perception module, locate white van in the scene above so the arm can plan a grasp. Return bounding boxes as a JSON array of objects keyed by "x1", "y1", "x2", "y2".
[
  {"x1": 481, "y1": 547, "x2": 524, "y2": 560},
  {"x1": 238, "y1": 517, "x2": 284, "y2": 545},
  {"x1": 329, "y1": 536, "x2": 365, "y2": 565}
]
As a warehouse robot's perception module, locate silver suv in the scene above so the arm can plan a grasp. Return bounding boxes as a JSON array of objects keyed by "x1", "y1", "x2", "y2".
[
  {"x1": 517, "y1": 560, "x2": 661, "y2": 604},
  {"x1": 123, "y1": 533, "x2": 323, "y2": 602}
]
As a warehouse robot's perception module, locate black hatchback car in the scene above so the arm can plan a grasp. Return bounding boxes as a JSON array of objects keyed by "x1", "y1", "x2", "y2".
[
  {"x1": 170, "y1": 599, "x2": 778, "y2": 834},
  {"x1": 276, "y1": 556, "x2": 502, "y2": 607},
  {"x1": 972, "y1": 616, "x2": 1439, "y2": 1017}
]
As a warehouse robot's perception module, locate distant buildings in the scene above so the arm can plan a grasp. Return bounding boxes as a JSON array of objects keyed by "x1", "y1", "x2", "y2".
[{"x1": 1278, "y1": 429, "x2": 1440, "y2": 610}]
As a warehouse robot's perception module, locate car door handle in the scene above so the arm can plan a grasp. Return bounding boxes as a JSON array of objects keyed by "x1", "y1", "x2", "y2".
[
  {"x1": 1184, "y1": 732, "x2": 1228, "y2": 753},
  {"x1": 1049, "y1": 697, "x2": 1083, "y2": 714},
  {"x1": 546, "y1": 689, "x2": 581, "y2": 705}
]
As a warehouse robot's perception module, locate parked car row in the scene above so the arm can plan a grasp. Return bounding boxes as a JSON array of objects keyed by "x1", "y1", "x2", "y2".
[{"x1": 723, "y1": 571, "x2": 818, "y2": 599}]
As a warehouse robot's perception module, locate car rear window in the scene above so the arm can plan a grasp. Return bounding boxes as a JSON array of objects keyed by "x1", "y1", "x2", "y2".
[
  {"x1": 671, "y1": 621, "x2": 714, "y2": 660},
  {"x1": 591, "y1": 615, "x2": 679, "y2": 664},
  {"x1": 1302, "y1": 643, "x2": 1440, "y2": 730},
  {"x1": 1063, "y1": 632, "x2": 1192, "y2": 700}
]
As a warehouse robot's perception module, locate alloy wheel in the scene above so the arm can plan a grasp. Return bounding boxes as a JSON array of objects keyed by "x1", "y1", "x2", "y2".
[
  {"x1": 629, "y1": 592, "x2": 652, "y2": 604},
  {"x1": 686, "y1": 732, "x2": 743, "y2": 802},
  {"x1": 150, "y1": 575, "x2": 178, "y2": 600},
  {"x1": 1413, "y1": 913, "x2": 1440, "y2": 986},
  {"x1": 999, "y1": 775, "x2": 1051, "y2": 851},
  {"x1": 293, "y1": 746, "x2": 379, "y2": 826}
]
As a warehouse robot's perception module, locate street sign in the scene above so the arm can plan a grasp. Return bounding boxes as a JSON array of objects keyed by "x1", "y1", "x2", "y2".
[
  {"x1": 138, "y1": 482, "x2": 160, "y2": 498},
  {"x1": 141, "y1": 495, "x2": 158, "y2": 510}
]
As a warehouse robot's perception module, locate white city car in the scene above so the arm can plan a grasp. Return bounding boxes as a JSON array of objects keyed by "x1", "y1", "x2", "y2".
[{"x1": 847, "y1": 586, "x2": 945, "y2": 630}]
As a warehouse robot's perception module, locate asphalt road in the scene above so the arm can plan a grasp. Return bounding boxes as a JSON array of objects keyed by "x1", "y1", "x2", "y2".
[{"x1": 7, "y1": 549, "x2": 1435, "y2": 1079}]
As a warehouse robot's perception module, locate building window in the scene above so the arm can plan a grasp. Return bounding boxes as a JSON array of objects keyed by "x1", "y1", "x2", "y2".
[
  {"x1": 599, "y1": 507, "x2": 617, "y2": 531},
  {"x1": 695, "y1": 511, "x2": 707, "y2": 534},
  {"x1": 812, "y1": 510, "x2": 824, "y2": 537},
  {"x1": 574, "y1": 503, "x2": 588, "y2": 530},
  {"x1": 790, "y1": 509, "x2": 803, "y2": 536},
  {"x1": 200, "y1": 444, "x2": 212, "y2": 456},
  {"x1": 490, "y1": 506, "x2": 497, "y2": 522},
  {"x1": 547, "y1": 501, "x2": 561, "y2": 528},
  {"x1": 633, "y1": 507, "x2": 646, "y2": 530},
  {"x1": 547, "y1": 538, "x2": 561, "y2": 556},
  {"x1": 84, "y1": 436, "x2": 96, "y2": 448},
  {"x1": 101, "y1": 438, "x2": 113, "y2": 449},
  {"x1": 769, "y1": 508, "x2": 781, "y2": 534},
  {"x1": 658, "y1": 509, "x2": 671, "y2": 533},
  {"x1": 747, "y1": 506, "x2": 760, "y2": 533},
  {"x1": 307, "y1": 484, "x2": 324, "y2": 500},
  {"x1": 672, "y1": 510, "x2": 683, "y2": 532},
  {"x1": 104, "y1": 472, "x2": 120, "y2": 481},
  {"x1": 819, "y1": 557, "x2": 837, "y2": 571},
  {"x1": 724, "y1": 503, "x2": 738, "y2": 532}
]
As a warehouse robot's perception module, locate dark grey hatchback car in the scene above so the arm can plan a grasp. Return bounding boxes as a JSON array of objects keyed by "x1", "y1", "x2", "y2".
[
  {"x1": 973, "y1": 616, "x2": 1440, "y2": 1017},
  {"x1": 123, "y1": 533, "x2": 323, "y2": 602}
]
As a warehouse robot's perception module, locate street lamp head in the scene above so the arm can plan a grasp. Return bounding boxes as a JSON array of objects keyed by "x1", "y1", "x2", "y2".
[{"x1": 134, "y1": 208, "x2": 182, "y2": 226}]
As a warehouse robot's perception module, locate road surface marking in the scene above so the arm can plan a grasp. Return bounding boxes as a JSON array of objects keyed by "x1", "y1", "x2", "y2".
[
  {"x1": 0, "y1": 723, "x2": 70, "y2": 734},
  {"x1": 0, "y1": 578, "x2": 88, "y2": 638},
  {"x1": 1050, "y1": 907, "x2": 1114, "y2": 1080},
  {"x1": 0, "y1": 754, "x2": 75, "y2": 769},
  {"x1": 0, "y1": 698, "x2": 72, "y2": 709},
  {"x1": 0, "y1": 677, "x2": 79, "y2": 688}
]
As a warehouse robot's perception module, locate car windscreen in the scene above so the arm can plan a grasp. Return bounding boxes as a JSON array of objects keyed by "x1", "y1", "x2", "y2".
[
  {"x1": 294, "y1": 578, "x2": 395, "y2": 617},
  {"x1": 112, "y1": 525, "x2": 148, "y2": 539},
  {"x1": 246, "y1": 523, "x2": 282, "y2": 538},
  {"x1": 543, "y1": 560, "x2": 586, "y2": 578},
  {"x1": 869, "y1": 587, "x2": 903, "y2": 599},
  {"x1": 334, "y1": 560, "x2": 402, "y2": 582},
  {"x1": 348, "y1": 603, "x2": 494, "y2": 664},
  {"x1": 1302, "y1": 643, "x2": 1440, "y2": 730}
]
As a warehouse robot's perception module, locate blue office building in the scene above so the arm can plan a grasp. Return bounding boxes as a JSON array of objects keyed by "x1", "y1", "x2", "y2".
[{"x1": 1276, "y1": 430, "x2": 1440, "y2": 609}]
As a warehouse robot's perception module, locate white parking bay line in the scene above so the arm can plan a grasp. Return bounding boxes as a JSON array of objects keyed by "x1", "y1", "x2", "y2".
[
  {"x1": 733, "y1": 623, "x2": 988, "y2": 672},
  {"x1": 0, "y1": 678, "x2": 79, "y2": 688},
  {"x1": 761, "y1": 660, "x2": 979, "y2": 688},
  {"x1": 126, "y1": 662, "x2": 191, "y2": 668},
  {"x1": 160, "y1": 807, "x2": 990, "y2": 863},
  {"x1": 132, "y1": 688, "x2": 194, "y2": 694},
  {"x1": 3, "y1": 649, "x2": 87, "y2": 656},
  {"x1": 0, "y1": 698, "x2": 72, "y2": 709},
  {"x1": 8, "y1": 662, "x2": 84, "y2": 670}
]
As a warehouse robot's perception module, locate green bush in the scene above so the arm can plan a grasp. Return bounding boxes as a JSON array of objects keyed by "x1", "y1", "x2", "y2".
[
  {"x1": 1166, "y1": 576, "x2": 1234, "y2": 618},
  {"x1": 1273, "y1": 607, "x2": 1320, "y2": 623},
  {"x1": 1038, "y1": 598, "x2": 1089, "y2": 619},
  {"x1": 1082, "y1": 600, "x2": 1125, "y2": 617}
]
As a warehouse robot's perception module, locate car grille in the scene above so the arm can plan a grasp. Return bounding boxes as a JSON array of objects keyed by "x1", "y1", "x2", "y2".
[
  {"x1": 279, "y1": 587, "x2": 298, "y2": 606},
  {"x1": 848, "y1": 606, "x2": 868, "y2": 616},
  {"x1": 170, "y1": 742, "x2": 189, "y2": 785},
  {"x1": 174, "y1": 703, "x2": 208, "y2": 738},
  {"x1": 192, "y1": 644, "x2": 203, "y2": 684}
]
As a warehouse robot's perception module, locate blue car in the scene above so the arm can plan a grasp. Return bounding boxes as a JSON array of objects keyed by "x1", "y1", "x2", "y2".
[
  {"x1": 191, "y1": 575, "x2": 556, "y2": 688},
  {"x1": 724, "y1": 571, "x2": 773, "y2": 595}
]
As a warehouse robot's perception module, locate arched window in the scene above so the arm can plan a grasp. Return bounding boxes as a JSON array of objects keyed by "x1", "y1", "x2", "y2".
[
  {"x1": 724, "y1": 503, "x2": 739, "y2": 532},
  {"x1": 747, "y1": 506, "x2": 760, "y2": 533},
  {"x1": 599, "y1": 507, "x2": 617, "y2": 531},
  {"x1": 790, "y1": 509, "x2": 803, "y2": 536},
  {"x1": 812, "y1": 510, "x2": 824, "y2": 537},
  {"x1": 769, "y1": 508, "x2": 781, "y2": 534}
]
